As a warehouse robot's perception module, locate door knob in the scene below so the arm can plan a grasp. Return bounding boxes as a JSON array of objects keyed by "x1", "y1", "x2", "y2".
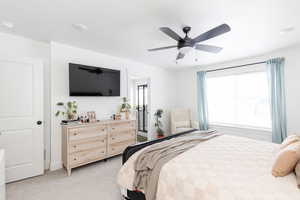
[{"x1": 37, "y1": 121, "x2": 42, "y2": 125}]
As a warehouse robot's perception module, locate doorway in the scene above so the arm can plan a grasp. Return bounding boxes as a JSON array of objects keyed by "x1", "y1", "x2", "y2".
[
  {"x1": 128, "y1": 76, "x2": 150, "y2": 142},
  {"x1": 137, "y1": 84, "x2": 148, "y2": 134}
]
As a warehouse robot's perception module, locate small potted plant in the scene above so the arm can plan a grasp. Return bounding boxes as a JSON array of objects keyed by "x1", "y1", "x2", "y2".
[
  {"x1": 55, "y1": 101, "x2": 78, "y2": 121},
  {"x1": 154, "y1": 109, "x2": 164, "y2": 138},
  {"x1": 119, "y1": 97, "x2": 131, "y2": 120}
]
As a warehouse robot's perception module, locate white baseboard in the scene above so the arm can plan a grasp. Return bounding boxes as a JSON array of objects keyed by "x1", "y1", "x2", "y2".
[{"x1": 50, "y1": 160, "x2": 62, "y2": 171}]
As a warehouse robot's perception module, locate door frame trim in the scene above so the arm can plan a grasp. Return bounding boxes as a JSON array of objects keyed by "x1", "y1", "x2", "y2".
[
  {"x1": 137, "y1": 84, "x2": 148, "y2": 133},
  {"x1": 127, "y1": 76, "x2": 151, "y2": 140}
]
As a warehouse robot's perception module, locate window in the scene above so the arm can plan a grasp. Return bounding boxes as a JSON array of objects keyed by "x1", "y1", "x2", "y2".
[{"x1": 206, "y1": 69, "x2": 271, "y2": 129}]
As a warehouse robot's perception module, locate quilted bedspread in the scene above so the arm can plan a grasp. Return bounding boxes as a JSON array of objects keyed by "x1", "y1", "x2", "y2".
[{"x1": 118, "y1": 135, "x2": 300, "y2": 200}]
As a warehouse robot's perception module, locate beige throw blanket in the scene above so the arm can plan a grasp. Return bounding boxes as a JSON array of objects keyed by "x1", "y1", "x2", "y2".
[{"x1": 133, "y1": 131, "x2": 220, "y2": 200}]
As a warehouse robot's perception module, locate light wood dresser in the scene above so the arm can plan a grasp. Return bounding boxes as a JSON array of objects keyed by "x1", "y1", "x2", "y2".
[{"x1": 61, "y1": 119, "x2": 137, "y2": 175}]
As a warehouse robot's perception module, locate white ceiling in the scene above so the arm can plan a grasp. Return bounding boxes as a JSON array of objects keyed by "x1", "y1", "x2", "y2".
[{"x1": 0, "y1": 0, "x2": 299, "y2": 68}]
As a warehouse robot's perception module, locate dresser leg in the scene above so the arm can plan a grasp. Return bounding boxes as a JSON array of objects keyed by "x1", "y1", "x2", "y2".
[{"x1": 67, "y1": 168, "x2": 71, "y2": 176}]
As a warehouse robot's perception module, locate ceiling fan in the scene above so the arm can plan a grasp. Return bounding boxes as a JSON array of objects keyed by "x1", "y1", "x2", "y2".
[{"x1": 148, "y1": 24, "x2": 231, "y2": 60}]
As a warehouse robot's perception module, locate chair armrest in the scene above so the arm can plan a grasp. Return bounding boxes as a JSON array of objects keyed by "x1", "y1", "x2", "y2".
[{"x1": 191, "y1": 121, "x2": 199, "y2": 129}]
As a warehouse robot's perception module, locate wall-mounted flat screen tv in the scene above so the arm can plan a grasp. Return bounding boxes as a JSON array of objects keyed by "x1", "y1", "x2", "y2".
[{"x1": 69, "y1": 63, "x2": 120, "y2": 96}]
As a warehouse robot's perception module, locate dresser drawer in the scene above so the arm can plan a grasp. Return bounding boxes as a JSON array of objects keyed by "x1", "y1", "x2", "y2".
[
  {"x1": 69, "y1": 148, "x2": 106, "y2": 167},
  {"x1": 68, "y1": 126, "x2": 107, "y2": 141},
  {"x1": 109, "y1": 131, "x2": 136, "y2": 144},
  {"x1": 69, "y1": 138, "x2": 106, "y2": 153},
  {"x1": 109, "y1": 121, "x2": 135, "y2": 133},
  {"x1": 108, "y1": 139, "x2": 135, "y2": 156}
]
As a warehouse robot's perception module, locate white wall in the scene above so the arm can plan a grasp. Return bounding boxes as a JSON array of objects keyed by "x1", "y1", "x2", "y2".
[
  {"x1": 0, "y1": 32, "x2": 177, "y2": 171},
  {"x1": 50, "y1": 42, "x2": 176, "y2": 170},
  {"x1": 6, "y1": 30, "x2": 298, "y2": 171},
  {"x1": 0, "y1": 32, "x2": 51, "y2": 168},
  {"x1": 174, "y1": 45, "x2": 300, "y2": 140}
]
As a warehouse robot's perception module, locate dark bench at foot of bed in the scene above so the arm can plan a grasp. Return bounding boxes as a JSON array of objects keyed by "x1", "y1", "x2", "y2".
[{"x1": 122, "y1": 129, "x2": 197, "y2": 200}]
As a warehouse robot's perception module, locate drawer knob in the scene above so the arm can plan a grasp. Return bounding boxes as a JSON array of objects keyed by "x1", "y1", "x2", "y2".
[
  {"x1": 73, "y1": 145, "x2": 77, "y2": 148},
  {"x1": 102, "y1": 129, "x2": 105, "y2": 131},
  {"x1": 102, "y1": 140, "x2": 105, "y2": 142},
  {"x1": 74, "y1": 133, "x2": 78, "y2": 136},
  {"x1": 112, "y1": 137, "x2": 115, "y2": 140},
  {"x1": 74, "y1": 158, "x2": 77, "y2": 161},
  {"x1": 101, "y1": 151, "x2": 104, "y2": 153}
]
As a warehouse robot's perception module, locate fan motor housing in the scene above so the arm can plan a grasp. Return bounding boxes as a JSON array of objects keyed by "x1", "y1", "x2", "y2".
[
  {"x1": 177, "y1": 38, "x2": 195, "y2": 49},
  {"x1": 177, "y1": 26, "x2": 194, "y2": 49},
  {"x1": 178, "y1": 37, "x2": 194, "y2": 49}
]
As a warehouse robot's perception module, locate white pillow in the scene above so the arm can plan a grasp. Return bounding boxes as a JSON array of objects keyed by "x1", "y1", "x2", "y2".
[{"x1": 280, "y1": 135, "x2": 300, "y2": 150}]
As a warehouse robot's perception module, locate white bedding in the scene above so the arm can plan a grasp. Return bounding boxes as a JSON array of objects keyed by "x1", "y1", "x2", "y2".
[{"x1": 118, "y1": 135, "x2": 300, "y2": 200}]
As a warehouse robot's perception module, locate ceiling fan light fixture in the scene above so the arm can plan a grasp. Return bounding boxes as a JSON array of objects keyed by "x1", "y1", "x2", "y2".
[{"x1": 179, "y1": 46, "x2": 192, "y2": 54}]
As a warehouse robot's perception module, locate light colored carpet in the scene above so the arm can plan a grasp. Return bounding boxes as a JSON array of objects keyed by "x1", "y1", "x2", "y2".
[{"x1": 6, "y1": 156, "x2": 123, "y2": 200}]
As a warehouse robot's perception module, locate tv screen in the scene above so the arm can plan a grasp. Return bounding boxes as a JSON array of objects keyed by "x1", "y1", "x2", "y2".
[{"x1": 69, "y1": 63, "x2": 120, "y2": 96}]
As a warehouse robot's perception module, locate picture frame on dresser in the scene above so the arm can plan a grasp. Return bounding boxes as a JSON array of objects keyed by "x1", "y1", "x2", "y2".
[
  {"x1": 87, "y1": 111, "x2": 97, "y2": 123},
  {"x1": 61, "y1": 119, "x2": 137, "y2": 176}
]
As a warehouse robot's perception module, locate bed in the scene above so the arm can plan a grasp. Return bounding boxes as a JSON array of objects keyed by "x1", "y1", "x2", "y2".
[{"x1": 118, "y1": 130, "x2": 300, "y2": 200}]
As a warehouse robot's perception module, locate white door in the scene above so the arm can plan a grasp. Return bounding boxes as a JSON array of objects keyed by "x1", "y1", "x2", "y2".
[{"x1": 0, "y1": 59, "x2": 44, "y2": 183}]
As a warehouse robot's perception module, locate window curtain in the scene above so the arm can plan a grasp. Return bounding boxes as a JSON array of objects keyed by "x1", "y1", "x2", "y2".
[
  {"x1": 197, "y1": 71, "x2": 209, "y2": 130},
  {"x1": 266, "y1": 57, "x2": 287, "y2": 143}
]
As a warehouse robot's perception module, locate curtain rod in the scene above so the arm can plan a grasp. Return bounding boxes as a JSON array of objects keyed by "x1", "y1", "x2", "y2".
[{"x1": 206, "y1": 61, "x2": 267, "y2": 73}]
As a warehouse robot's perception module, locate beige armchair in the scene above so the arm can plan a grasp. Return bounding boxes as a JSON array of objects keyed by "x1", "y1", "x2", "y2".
[{"x1": 170, "y1": 109, "x2": 199, "y2": 134}]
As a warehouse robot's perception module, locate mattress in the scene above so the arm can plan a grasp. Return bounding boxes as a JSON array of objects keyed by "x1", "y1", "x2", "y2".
[{"x1": 118, "y1": 135, "x2": 300, "y2": 200}]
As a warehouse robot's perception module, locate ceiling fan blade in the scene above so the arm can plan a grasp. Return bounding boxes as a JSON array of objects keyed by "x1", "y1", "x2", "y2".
[
  {"x1": 192, "y1": 24, "x2": 231, "y2": 43},
  {"x1": 176, "y1": 52, "x2": 185, "y2": 60},
  {"x1": 195, "y1": 44, "x2": 223, "y2": 53},
  {"x1": 148, "y1": 45, "x2": 177, "y2": 52},
  {"x1": 159, "y1": 27, "x2": 182, "y2": 41}
]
